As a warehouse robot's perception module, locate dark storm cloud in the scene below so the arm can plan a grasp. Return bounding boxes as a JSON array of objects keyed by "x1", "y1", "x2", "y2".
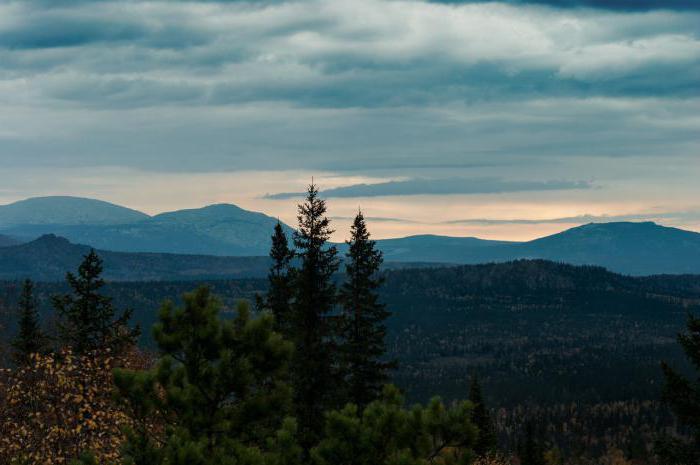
[{"x1": 265, "y1": 178, "x2": 592, "y2": 199}]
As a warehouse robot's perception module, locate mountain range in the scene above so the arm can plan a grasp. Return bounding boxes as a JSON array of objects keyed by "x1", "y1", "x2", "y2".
[
  {"x1": 0, "y1": 234, "x2": 271, "y2": 281},
  {"x1": 0, "y1": 196, "x2": 294, "y2": 256},
  {"x1": 1, "y1": 196, "x2": 700, "y2": 276},
  {"x1": 374, "y1": 221, "x2": 700, "y2": 275}
]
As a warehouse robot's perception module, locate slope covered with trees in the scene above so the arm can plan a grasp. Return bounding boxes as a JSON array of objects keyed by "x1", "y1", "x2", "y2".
[{"x1": 1, "y1": 187, "x2": 699, "y2": 464}]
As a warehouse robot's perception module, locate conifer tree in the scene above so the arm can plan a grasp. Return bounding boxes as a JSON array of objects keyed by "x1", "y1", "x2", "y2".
[
  {"x1": 114, "y1": 287, "x2": 298, "y2": 465},
  {"x1": 469, "y1": 375, "x2": 497, "y2": 457},
  {"x1": 312, "y1": 385, "x2": 478, "y2": 465},
  {"x1": 657, "y1": 313, "x2": 700, "y2": 464},
  {"x1": 518, "y1": 422, "x2": 545, "y2": 465},
  {"x1": 53, "y1": 250, "x2": 139, "y2": 355},
  {"x1": 11, "y1": 279, "x2": 46, "y2": 365},
  {"x1": 338, "y1": 211, "x2": 393, "y2": 408},
  {"x1": 267, "y1": 221, "x2": 295, "y2": 335},
  {"x1": 290, "y1": 183, "x2": 340, "y2": 451}
]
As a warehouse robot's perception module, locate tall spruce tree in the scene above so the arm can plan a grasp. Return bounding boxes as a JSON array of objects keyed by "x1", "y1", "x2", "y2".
[
  {"x1": 656, "y1": 313, "x2": 700, "y2": 464},
  {"x1": 469, "y1": 375, "x2": 497, "y2": 456},
  {"x1": 267, "y1": 221, "x2": 295, "y2": 335},
  {"x1": 290, "y1": 183, "x2": 340, "y2": 451},
  {"x1": 113, "y1": 287, "x2": 299, "y2": 465},
  {"x1": 338, "y1": 211, "x2": 393, "y2": 408},
  {"x1": 11, "y1": 279, "x2": 46, "y2": 365},
  {"x1": 53, "y1": 250, "x2": 139, "y2": 355}
]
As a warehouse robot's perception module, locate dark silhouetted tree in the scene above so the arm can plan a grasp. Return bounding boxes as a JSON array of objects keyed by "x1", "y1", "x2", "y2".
[
  {"x1": 290, "y1": 183, "x2": 340, "y2": 451},
  {"x1": 518, "y1": 422, "x2": 545, "y2": 465},
  {"x1": 338, "y1": 211, "x2": 393, "y2": 408},
  {"x1": 469, "y1": 375, "x2": 497, "y2": 457},
  {"x1": 113, "y1": 287, "x2": 300, "y2": 465},
  {"x1": 657, "y1": 313, "x2": 700, "y2": 464},
  {"x1": 11, "y1": 279, "x2": 46, "y2": 365},
  {"x1": 53, "y1": 250, "x2": 139, "y2": 355},
  {"x1": 266, "y1": 221, "x2": 295, "y2": 335}
]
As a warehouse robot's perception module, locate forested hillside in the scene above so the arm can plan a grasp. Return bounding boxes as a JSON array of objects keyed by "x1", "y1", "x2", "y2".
[
  {"x1": 0, "y1": 234, "x2": 272, "y2": 281},
  {"x1": 2, "y1": 259, "x2": 697, "y2": 462}
]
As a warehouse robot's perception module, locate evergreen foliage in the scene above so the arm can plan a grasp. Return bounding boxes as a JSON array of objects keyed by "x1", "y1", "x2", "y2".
[
  {"x1": 311, "y1": 385, "x2": 477, "y2": 465},
  {"x1": 289, "y1": 183, "x2": 341, "y2": 449},
  {"x1": 266, "y1": 222, "x2": 295, "y2": 335},
  {"x1": 468, "y1": 375, "x2": 497, "y2": 457},
  {"x1": 114, "y1": 287, "x2": 297, "y2": 465},
  {"x1": 53, "y1": 250, "x2": 139, "y2": 355},
  {"x1": 338, "y1": 211, "x2": 393, "y2": 408},
  {"x1": 11, "y1": 279, "x2": 46, "y2": 365},
  {"x1": 657, "y1": 313, "x2": 700, "y2": 464},
  {"x1": 518, "y1": 422, "x2": 546, "y2": 465}
]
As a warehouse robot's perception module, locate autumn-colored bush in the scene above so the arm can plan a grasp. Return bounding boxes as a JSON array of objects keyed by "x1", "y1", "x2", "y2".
[
  {"x1": 0, "y1": 348, "x2": 151, "y2": 464},
  {"x1": 472, "y1": 453, "x2": 513, "y2": 465}
]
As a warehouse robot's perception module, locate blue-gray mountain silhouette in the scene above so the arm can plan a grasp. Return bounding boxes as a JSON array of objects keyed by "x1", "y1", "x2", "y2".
[
  {"x1": 370, "y1": 222, "x2": 700, "y2": 275},
  {"x1": 0, "y1": 196, "x2": 149, "y2": 226},
  {"x1": 2, "y1": 196, "x2": 700, "y2": 275},
  {"x1": 0, "y1": 197, "x2": 293, "y2": 256},
  {"x1": 0, "y1": 234, "x2": 271, "y2": 281}
]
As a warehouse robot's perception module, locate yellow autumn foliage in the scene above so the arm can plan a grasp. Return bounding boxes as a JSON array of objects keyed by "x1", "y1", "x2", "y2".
[{"x1": 0, "y1": 348, "x2": 150, "y2": 465}]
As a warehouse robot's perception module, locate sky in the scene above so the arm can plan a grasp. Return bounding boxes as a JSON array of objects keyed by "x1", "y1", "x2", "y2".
[{"x1": 0, "y1": 0, "x2": 698, "y2": 241}]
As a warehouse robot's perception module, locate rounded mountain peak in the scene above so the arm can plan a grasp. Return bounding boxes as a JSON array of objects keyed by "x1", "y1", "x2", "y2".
[{"x1": 0, "y1": 196, "x2": 149, "y2": 226}]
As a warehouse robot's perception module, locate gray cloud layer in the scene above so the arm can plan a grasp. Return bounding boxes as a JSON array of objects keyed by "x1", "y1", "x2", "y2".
[
  {"x1": 433, "y1": 1, "x2": 700, "y2": 11},
  {"x1": 0, "y1": 0, "x2": 698, "y2": 203},
  {"x1": 265, "y1": 177, "x2": 591, "y2": 199},
  {"x1": 445, "y1": 211, "x2": 700, "y2": 225}
]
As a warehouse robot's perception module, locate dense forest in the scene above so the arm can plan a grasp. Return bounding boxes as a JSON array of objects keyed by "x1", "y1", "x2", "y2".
[{"x1": 1, "y1": 185, "x2": 699, "y2": 464}]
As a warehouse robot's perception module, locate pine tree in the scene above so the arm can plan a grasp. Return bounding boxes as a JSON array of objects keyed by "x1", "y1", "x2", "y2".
[
  {"x1": 469, "y1": 374, "x2": 497, "y2": 456},
  {"x1": 53, "y1": 250, "x2": 139, "y2": 355},
  {"x1": 11, "y1": 279, "x2": 46, "y2": 365},
  {"x1": 113, "y1": 287, "x2": 298, "y2": 465},
  {"x1": 657, "y1": 313, "x2": 700, "y2": 464},
  {"x1": 267, "y1": 221, "x2": 295, "y2": 335},
  {"x1": 518, "y1": 422, "x2": 545, "y2": 465},
  {"x1": 338, "y1": 211, "x2": 393, "y2": 408},
  {"x1": 290, "y1": 183, "x2": 340, "y2": 451},
  {"x1": 312, "y1": 385, "x2": 478, "y2": 465}
]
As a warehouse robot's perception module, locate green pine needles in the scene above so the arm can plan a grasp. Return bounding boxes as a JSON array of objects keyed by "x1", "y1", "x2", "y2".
[
  {"x1": 11, "y1": 279, "x2": 47, "y2": 365},
  {"x1": 114, "y1": 287, "x2": 298, "y2": 465},
  {"x1": 338, "y1": 210, "x2": 395, "y2": 408},
  {"x1": 53, "y1": 250, "x2": 139, "y2": 355},
  {"x1": 657, "y1": 313, "x2": 700, "y2": 465}
]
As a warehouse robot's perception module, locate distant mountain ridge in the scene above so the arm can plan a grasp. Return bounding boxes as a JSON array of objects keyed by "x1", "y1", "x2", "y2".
[
  {"x1": 372, "y1": 222, "x2": 700, "y2": 275},
  {"x1": 0, "y1": 196, "x2": 293, "y2": 256},
  {"x1": 0, "y1": 234, "x2": 271, "y2": 281},
  {"x1": 0, "y1": 234, "x2": 440, "y2": 281},
  {"x1": 0, "y1": 234, "x2": 20, "y2": 248},
  {"x1": 0, "y1": 196, "x2": 149, "y2": 226},
  {"x1": 2, "y1": 196, "x2": 700, "y2": 275}
]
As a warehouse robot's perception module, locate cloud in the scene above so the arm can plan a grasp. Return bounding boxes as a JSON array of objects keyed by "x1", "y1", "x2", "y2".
[
  {"x1": 1, "y1": 0, "x2": 699, "y2": 110},
  {"x1": 331, "y1": 216, "x2": 422, "y2": 224},
  {"x1": 431, "y1": 1, "x2": 700, "y2": 11},
  {"x1": 0, "y1": 0, "x2": 698, "y2": 219},
  {"x1": 444, "y1": 210, "x2": 700, "y2": 225},
  {"x1": 265, "y1": 177, "x2": 592, "y2": 199}
]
